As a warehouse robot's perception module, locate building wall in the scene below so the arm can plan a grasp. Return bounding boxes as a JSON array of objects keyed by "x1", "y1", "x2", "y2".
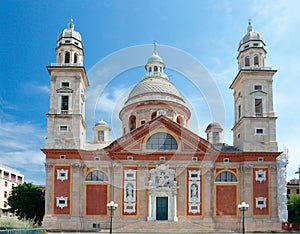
[
  {"x1": 42, "y1": 153, "x2": 281, "y2": 231},
  {"x1": 0, "y1": 164, "x2": 24, "y2": 217}
]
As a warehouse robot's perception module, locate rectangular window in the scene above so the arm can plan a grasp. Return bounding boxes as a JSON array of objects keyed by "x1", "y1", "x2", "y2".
[
  {"x1": 191, "y1": 157, "x2": 197, "y2": 161},
  {"x1": 255, "y1": 99, "x2": 263, "y2": 116},
  {"x1": 60, "y1": 155, "x2": 66, "y2": 159},
  {"x1": 17, "y1": 176, "x2": 23, "y2": 183},
  {"x1": 238, "y1": 105, "x2": 241, "y2": 119},
  {"x1": 256, "y1": 128, "x2": 264, "y2": 135},
  {"x1": 59, "y1": 125, "x2": 68, "y2": 132},
  {"x1": 4, "y1": 172, "x2": 9, "y2": 180},
  {"x1": 61, "y1": 82, "x2": 70, "y2": 88},
  {"x1": 61, "y1": 96, "x2": 69, "y2": 111},
  {"x1": 254, "y1": 85, "x2": 262, "y2": 91},
  {"x1": 97, "y1": 130, "x2": 104, "y2": 141}
]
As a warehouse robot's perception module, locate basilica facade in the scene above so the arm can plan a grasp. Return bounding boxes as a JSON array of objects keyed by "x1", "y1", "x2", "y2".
[{"x1": 42, "y1": 19, "x2": 287, "y2": 232}]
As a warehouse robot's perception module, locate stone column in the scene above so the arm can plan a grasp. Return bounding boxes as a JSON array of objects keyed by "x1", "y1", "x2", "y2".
[
  {"x1": 202, "y1": 162, "x2": 214, "y2": 217},
  {"x1": 44, "y1": 161, "x2": 54, "y2": 216},
  {"x1": 112, "y1": 162, "x2": 122, "y2": 217},
  {"x1": 138, "y1": 164, "x2": 148, "y2": 218},
  {"x1": 71, "y1": 161, "x2": 85, "y2": 217},
  {"x1": 270, "y1": 163, "x2": 278, "y2": 218},
  {"x1": 241, "y1": 163, "x2": 252, "y2": 215}
]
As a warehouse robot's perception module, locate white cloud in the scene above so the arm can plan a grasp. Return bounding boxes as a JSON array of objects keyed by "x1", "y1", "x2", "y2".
[
  {"x1": 22, "y1": 81, "x2": 50, "y2": 94},
  {"x1": 0, "y1": 121, "x2": 45, "y2": 185}
]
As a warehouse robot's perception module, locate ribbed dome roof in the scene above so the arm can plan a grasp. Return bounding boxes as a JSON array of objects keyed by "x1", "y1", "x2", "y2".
[
  {"x1": 147, "y1": 53, "x2": 164, "y2": 64},
  {"x1": 124, "y1": 77, "x2": 186, "y2": 108},
  {"x1": 57, "y1": 18, "x2": 82, "y2": 42},
  {"x1": 95, "y1": 120, "x2": 109, "y2": 127},
  {"x1": 128, "y1": 77, "x2": 182, "y2": 99},
  {"x1": 205, "y1": 122, "x2": 223, "y2": 133},
  {"x1": 239, "y1": 21, "x2": 264, "y2": 47}
]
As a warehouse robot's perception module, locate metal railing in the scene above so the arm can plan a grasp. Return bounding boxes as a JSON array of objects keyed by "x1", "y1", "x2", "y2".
[{"x1": 0, "y1": 228, "x2": 44, "y2": 234}]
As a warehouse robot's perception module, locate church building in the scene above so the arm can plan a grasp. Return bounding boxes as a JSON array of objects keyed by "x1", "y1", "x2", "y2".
[{"x1": 42, "y1": 19, "x2": 287, "y2": 232}]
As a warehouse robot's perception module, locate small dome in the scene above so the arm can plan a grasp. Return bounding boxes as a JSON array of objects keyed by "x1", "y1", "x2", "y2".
[
  {"x1": 95, "y1": 120, "x2": 109, "y2": 127},
  {"x1": 147, "y1": 53, "x2": 164, "y2": 64},
  {"x1": 238, "y1": 21, "x2": 265, "y2": 49},
  {"x1": 205, "y1": 122, "x2": 223, "y2": 133},
  {"x1": 57, "y1": 18, "x2": 82, "y2": 42}
]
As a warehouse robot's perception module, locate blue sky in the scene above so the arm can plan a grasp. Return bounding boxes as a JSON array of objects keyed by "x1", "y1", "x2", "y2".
[{"x1": 0, "y1": 0, "x2": 299, "y2": 185}]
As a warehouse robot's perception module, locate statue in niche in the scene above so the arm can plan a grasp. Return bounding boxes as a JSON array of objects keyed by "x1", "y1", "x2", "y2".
[
  {"x1": 126, "y1": 183, "x2": 134, "y2": 201},
  {"x1": 191, "y1": 183, "x2": 198, "y2": 198}
]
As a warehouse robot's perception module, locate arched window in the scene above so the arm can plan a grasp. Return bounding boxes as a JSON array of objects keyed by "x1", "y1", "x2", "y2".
[
  {"x1": 86, "y1": 170, "x2": 108, "y2": 181},
  {"x1": 129, "y1": 115, "x2": 136, "y2": 131},
  {"x1": 151, "y1": 111, "x2": 157, "y2": 120},
  {"x1": 245, "y1": 56, "x2": 250, "y2": 67},
  {"x1": 215, "y1": 171, "x2": 237, "y2": 182},
  {"x1": 146, "y1": 132, "x2": 178, "y2": 150},
  {"x1": 74, "y1": 53, "x2": 78, "y2": 63},
  {"x1": 65, "y1": 51, "x2": 70, "y2": 63},
  {"x1": 176, "y1": 116, "x2": 182, "y2": 125},
  {"x1": 149, "y1": 67, "x2": 152, "y2": 72},
  {"x1": 254, "y1": 54, "x2": 259, "y2": 67},
  {"x1": 154, "y1": 66, "x2": 158, "y2": 72}
]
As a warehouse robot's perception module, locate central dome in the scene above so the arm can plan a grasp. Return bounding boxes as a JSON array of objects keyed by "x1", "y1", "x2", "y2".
[{"x1": 119, "y1": 42, "x2": 191, "y2": 134}]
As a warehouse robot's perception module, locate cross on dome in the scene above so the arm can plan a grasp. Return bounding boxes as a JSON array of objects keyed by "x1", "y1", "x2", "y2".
[{"x1": 247, "y1": 19, "x2": 253, "y2": 33}]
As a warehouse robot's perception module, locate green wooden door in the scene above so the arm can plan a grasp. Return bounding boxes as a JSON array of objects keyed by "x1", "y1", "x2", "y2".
[{"x1": 156, "y1": 197, "x2": 168, "y2": 220}]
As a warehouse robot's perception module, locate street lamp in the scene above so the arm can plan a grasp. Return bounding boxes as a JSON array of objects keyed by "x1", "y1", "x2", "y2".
[
  {"x1": 238, "y1": 201, "x2": 249, "y2": 234},
  {"x1": 107, "y1": 200, "x2": 118, "y2": 234}
]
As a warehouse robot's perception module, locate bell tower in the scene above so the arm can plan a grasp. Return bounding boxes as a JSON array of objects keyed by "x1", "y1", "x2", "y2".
[
  {"x1": 230, "y1": 21, "x2": 278, "y2": 152},
  {"x1": 45, "y1": 18, "x2": 89, "y2": 149}
]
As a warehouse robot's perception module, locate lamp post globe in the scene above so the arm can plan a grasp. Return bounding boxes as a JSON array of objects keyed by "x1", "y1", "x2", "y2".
[
  {"x1": 107, "y1": 201, "x2": 118, "y2": 234},
  {"x1": 238, "y1": 201, "x2": 249, "y2": 234}
]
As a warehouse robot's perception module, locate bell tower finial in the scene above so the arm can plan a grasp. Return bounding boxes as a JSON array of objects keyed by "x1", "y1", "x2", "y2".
[
  {"x1": 247, "y1": 19, "x2": 253, "y2": 33},
  {"x1": 68, "y1": 17, "x2": 74, "y2": 30},
  {"x1": 153, "y1": 40, "x2": 158, "y2": 55}
]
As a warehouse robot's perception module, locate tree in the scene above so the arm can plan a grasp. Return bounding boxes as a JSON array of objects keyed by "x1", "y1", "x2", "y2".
[
  {"x1": 7, "y1": 182, "x2": 45, "y2": 225},
  {"x1": 287, "y1": 194, "x2": 300, "y2": 224}
]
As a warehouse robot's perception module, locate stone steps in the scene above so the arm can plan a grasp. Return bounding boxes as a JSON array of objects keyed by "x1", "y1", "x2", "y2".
[{"x1": 113, "y1": 221, "x2": 228, "y2": 233}]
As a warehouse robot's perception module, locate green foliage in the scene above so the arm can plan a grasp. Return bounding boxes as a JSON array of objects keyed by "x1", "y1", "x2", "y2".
[
  {"x1": 7, "y1": 182, "x2": 45, "y2": 225},
  {"x1": 0, "y1": 217, "x2": 34, "y2": 229},
  {"x1": 287, "y1": 194, "x2": 300, "y2": 224}
]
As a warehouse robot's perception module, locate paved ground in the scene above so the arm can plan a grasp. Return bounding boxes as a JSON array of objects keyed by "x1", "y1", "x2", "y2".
[{"x1": 48, "y1": 231, "x2": 298, "y2": 234}]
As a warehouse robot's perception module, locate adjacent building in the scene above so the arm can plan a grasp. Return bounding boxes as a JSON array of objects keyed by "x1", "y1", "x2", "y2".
[
  {"x1": 0, "y1": 164, "x2": 24, "y2": 217},
  {"x1": 42, "y1": 19, "x2": 288, "y2": 232}
]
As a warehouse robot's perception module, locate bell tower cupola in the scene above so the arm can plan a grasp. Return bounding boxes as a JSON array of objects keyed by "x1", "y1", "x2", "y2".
[
  {"x1": 55, "y1": 17, "x2": 84, "y2": 66},
  {"x1": 237, "y1": 20, "x2": 267, "y2": 70},
  {"x1": 230, "y1": 21, "x2": 278, "y2": 152}
]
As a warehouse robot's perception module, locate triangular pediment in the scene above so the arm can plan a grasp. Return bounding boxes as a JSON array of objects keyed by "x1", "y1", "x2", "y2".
[{"x1": 104, "y1": 115, "x2": 218, "y2": 155}]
